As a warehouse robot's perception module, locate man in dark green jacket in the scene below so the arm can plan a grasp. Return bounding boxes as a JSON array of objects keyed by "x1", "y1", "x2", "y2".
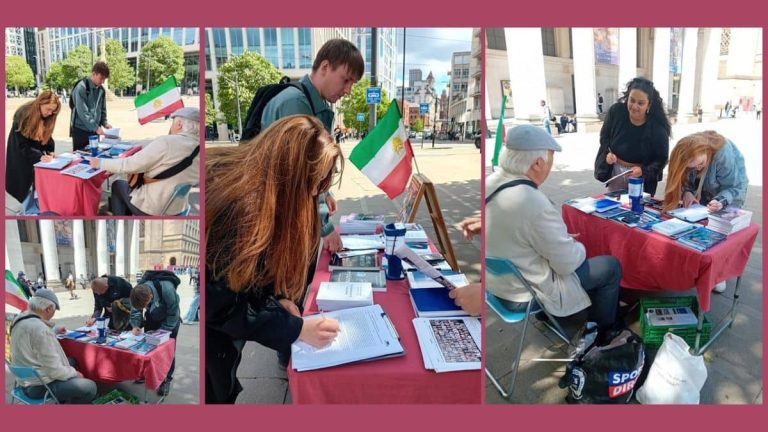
[{"x1": 70, "y1": 61, "x2": 112, "y2": 151}]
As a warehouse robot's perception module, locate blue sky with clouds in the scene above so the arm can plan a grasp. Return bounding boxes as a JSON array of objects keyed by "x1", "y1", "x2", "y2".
[{"x1": 395, "y1": 28, "x2": 472, "y2": 95}]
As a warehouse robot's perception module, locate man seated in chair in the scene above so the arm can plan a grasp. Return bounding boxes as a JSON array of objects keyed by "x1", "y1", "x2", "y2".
[
  {"x1": 485, "y1": 125, "x2": 622, "y2": 338},
  {"x1": 9, "y1": 289, "x2": 97, "y2": 404},
  {"x1": 86, "y1": 107, "x2": 200, "y2": 216}
]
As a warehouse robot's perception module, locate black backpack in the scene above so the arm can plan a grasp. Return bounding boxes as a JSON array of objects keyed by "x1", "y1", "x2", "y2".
[
  {"x1": 68, "y1": 77, "x2": 90, "y2": 110},
  {"x1": 138, "y1": 270, "x2": 181, "y2": 292},
  {"x1": 239, "y1": 76, "x2": 316, "y2": 143}
]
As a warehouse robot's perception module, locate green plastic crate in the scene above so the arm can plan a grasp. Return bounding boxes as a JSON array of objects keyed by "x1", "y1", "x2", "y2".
[
  {"x1": 92, "y1": 389, "x2": 140, "y2": 405},
  {"x1": 639, "y1": 296, "x2": 711, "y2": 349}
]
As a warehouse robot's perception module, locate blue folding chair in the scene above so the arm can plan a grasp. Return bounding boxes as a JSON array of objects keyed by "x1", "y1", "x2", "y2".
[
  {"x1": 485, "y1": 256, "x2": 571, "y2": 400},
  {"x1": 160, "y1": 183, "x2": 192, "y2": 216},
  {"x1": 5, "y1": 360, "x2": 59, "y2": 405}
]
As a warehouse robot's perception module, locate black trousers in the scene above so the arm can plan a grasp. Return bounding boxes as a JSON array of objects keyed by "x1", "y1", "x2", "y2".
[
  {"x1": 71, "y1": 127, "x2": 94, "y2": 152},
  {"x1": 145, "y1": 319, "x2": 181, "y2": 382},
  {"x1": 110, "y1": 180, "x2": 148, "y2": 216}
]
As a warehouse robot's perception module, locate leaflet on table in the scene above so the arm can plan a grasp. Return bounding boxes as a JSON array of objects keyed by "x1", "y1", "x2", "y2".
[
  {"x1": 60, "y1": 164, "x2": 104, "y2": 180},
  {"x1": 668, "y1": 204, "x2": 710, "y2": 223},
  {"x1": 34, "y1": 153, "x2": 77, "y2": 170},
  {"x1": 290, "y1": 304, "x2": 404, "y2": 371},
  {"x1": 651, "y1": 219, "x2": 700, "y2": 237},
  {"x1": 102, "y1": 127, "x2": 121, "y2": 144},
  {"x1": 413, "y1": 317, "x2": 481, "y2": 372},
  {"x1": 74, "y1": 325, "x2": 98, "y2": 332},
  {"x1": 340, "y1": 234, "x2": 386, "y2": 250},
  {"x1": 130, "y1": 341, "x2": 158, "y2": 355},
  {"x1": 566, "y1": 197, "x2": 597, "y2": 214}
]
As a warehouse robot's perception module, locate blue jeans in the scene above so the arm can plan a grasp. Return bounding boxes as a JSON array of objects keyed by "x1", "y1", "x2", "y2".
[
  {"x1": 21, "y1": 188, "x2": 39, "y2": 215},
  {"x1": 184, "y1": 293, "x2": 200, "y2": 322}
]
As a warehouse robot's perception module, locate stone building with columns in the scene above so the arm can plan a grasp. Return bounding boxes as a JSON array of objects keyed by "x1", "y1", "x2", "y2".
[
  {"x1": 5, "y1": 220, "x2": 199, "y2": 289},
  {"x1": 485, "y1": 28, "x2": 762, "y2": 132}
]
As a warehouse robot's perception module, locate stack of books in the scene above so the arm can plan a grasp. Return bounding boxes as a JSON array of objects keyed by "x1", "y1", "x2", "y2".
[
  {"x1": 316, "y1": 281, "x2": 374, "y2": 311},
  {"x1": 406, "y1": 270, "x2": 470, "y2": 318},
  {"x1": 708, "y1": 207, "x2": 753, "y2": 235},
  {"x1": 676, "y1": 227, "x2": 727, "y2": 252},
  {"x1": 668, "y1": 204, "x2": 710, "y2": 223},
  {"x1": 339, "y1": 213, "x2": 385, "y2": 235},
  {"x1": 651, "y1": 219, "x2": 699, "y2": 238},
  {"x1": 329, "y1": 250, "x2": 381, "y2": 271},
  {"x1": 330, "y1": 269, "x2": 387, "y2": 292},
  {"x1": 145, "y1": 329, "x2": 171, "y2": 345}
]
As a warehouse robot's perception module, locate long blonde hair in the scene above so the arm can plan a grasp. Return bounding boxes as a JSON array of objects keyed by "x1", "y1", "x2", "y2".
[
  {"x1": 663, "y1": 131, "x2": 726, "y2": 212},
  {"x1": 15, "y1": 91, "x2": 61, "y2": 144},
  {"x1": 206, "y1": 115, "x2": 343, "y2": 301}
]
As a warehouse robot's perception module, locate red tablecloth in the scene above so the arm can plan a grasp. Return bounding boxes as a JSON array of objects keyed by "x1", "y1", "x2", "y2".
[
  {"x1": 35, "y1": 146, "x2": 142, "y2": 216},
  {"x1": 35, "y1": 160, "x2": 108, "y2": 216},
  {"x1": 287, "y1": 249, "x2": 481, "y2": 404},
  {"x1": 561, "y1": 204, "x2": 759, "y2": 311},
  {"x1": 59, "y1": 338, "x2": 175, "y2": 390}
]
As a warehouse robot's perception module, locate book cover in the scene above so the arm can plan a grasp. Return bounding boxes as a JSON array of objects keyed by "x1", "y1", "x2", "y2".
[
  {"x1": 329, "y1": 252, "x2": 381, "y2": 271},
  {"x1": 709, "y1": 207, "x2": 752, "y2": 223},
  {"x1": 594, "y1": 198, "x2": 622, "y2": 212},
  {"x1": 330, "y1": 269, "x2": 387, "y2": 291},
  {"x1": 651, "y1": 218, "x2": 696, "y2": 237},
  {"x1": 61, "y1": 164, "x2": 104, "y2": 180},
  {"x1": 614, "y1": 211, "x2": 660, "y2": 228},
  {"x1": 593, "y1": 207, "x2": 629, "y2": 219},
  {"x1": 676, "y1": 227, "x2": 727, "y2": 252},
  {"x1": 130, "y1": 341, "x2": 158, "y2": 355},
  {"x1": 409, "y1": 287, "x2": 468, "y2": 318},
  {"x1": 668, "y1": 204, "x2": 710, "y2": 223},
  {"x1": 646, "y1": 307, "x2": 698, "y2": 326},
  {"x1": 34, "y1": 153, "x2": 75, "y2": 170}
]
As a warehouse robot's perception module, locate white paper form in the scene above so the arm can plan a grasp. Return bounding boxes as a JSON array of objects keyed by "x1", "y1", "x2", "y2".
[
  {"x1": 291, "y1": 304, "x2": 403, "y2": 371},
  {"x1": 413, "y1": 317, "x2": 482, "y2": 373}
]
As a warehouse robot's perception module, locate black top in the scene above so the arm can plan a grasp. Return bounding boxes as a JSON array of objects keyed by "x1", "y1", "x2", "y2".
[
  {"x1": 92, "y1": 276, "x2": 133, "y2": 319},
  {"x1": 6, "y1": 114, "x2": 55, "y2": 203},
  {"x1": 594, "y1": 102, "x2": 670, "y2": 195},
  {"x1": 205, "y1": 268, "x2": 303, "y2": 404}
]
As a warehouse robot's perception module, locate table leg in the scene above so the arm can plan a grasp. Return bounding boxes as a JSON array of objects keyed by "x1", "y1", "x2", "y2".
[
  {"x1": 696, "y1": 276, "x2": 742, "y2": 355},
  {"x1": 694, "y1": 308, "x2": 704, "y2": 354}
]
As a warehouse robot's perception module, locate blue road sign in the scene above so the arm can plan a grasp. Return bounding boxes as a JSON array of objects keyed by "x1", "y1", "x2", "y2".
[
  {"x1": 419, "y1": 103, "x2": 429, "y2": 114},
  {"x1": 366, "y1": 87, "x2": 382, "y2": 104},
  {"x1": 357, "y1": 113, "x2": 365, "y2": 122}
]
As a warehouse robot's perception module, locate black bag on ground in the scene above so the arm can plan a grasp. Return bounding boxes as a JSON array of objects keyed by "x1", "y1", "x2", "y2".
[
  {"x1": 239, "y1": 76, "x2": 316, "y2": 143},
  {"x1": 559, "y1": 325, "x2": 646, "y2": 404}
]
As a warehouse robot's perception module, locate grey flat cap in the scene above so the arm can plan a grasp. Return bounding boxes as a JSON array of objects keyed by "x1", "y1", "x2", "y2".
[
  {"x1": 33, "y1": 288, "x2": 60, "y2": 310},
  {"x1": 170, "y1": 107, "x2": 200, "y2": 121},
  {"x1": 506, "y1": 124, "x2": 562, "y2": 152}
]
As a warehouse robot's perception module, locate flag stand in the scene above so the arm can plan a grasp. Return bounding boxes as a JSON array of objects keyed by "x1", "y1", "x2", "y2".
[{"x1": 398, "y1": 174, "x2": 459, "y2": 271}]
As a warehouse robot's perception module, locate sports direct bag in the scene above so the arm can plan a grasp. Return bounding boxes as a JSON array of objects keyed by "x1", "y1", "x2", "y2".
[
  {"x1": 560, "y1": 325, "x2": 646, "y2": 404},
  {"x1": 636, "y1": 332, "x2": 707, "y2": 404}
]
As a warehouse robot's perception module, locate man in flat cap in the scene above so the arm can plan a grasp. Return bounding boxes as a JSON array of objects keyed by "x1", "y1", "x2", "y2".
[
  {"x1": 9, "y1": 289, "x2": 97, "y2": 404},
  {"x1": 485, "y1": 125, "x2": 621, "y2": 335},
  {"x1": 87, "y1": 107, "x2": 200, "y2": 215}
]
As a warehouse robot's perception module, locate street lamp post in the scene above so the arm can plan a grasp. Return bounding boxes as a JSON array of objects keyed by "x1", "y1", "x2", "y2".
[{"x1": 219, "y1": 71, "x2": 243, "y2": 141}]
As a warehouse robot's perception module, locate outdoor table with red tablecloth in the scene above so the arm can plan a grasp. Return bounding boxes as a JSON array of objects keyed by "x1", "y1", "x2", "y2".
[
  {"x1": 287, "y1": 248, "x2": 481, "y2": 404},
  {"x1": 561, "y1": 203, "x2": 759, "y2": 352},
  {"x1": 59, "y1": 338, "x2": 174, "y2": 390},
  {"x1": 34, "y1": 145, "x2": 142, "y2": 216}
]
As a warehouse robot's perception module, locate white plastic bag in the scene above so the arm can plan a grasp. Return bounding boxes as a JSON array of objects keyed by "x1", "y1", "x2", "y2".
[{"x1": 636, "y1": 333, "x2": 707, "y2": 404}]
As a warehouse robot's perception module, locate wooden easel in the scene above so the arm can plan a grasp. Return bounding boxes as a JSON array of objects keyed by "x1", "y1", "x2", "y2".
[{"x1": 399, "y1": 174, "x2": 459, "y2": 271}]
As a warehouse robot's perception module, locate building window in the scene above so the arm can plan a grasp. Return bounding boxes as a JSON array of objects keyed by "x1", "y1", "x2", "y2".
[
  {"x1": 17, "y1": 221, "x2": 29, "y2": 243},
  {"x1": 541, "y1": 28, "x2": 556, "y2": 57},
  {"x1": 246, "y1": 28, "x2": 260, "y2": 53},
  {"x1": 230, "y1": 28, "x2": 244, "y2": 56},
  {"x1": 486, "y1": 28, "x2": 506, "y2": 50},
  {"x1": 185, "y1": 28, "x2": 196, "y2": 46},
  {"x1": 721, "y1": 28, "x2": 731, "y2": 55},
  {"x1": 264, "y1": 28, "x2": 278, "y2": 65},
  {"x1": 281, "y1": 28, "x2": 295, "y2": 69},
  {"x1": 213, "y1": 28, "x2": 227, "y2": 67},
  {"x1": 173, "y1": 28, "x2": 183, "y2": 46}
]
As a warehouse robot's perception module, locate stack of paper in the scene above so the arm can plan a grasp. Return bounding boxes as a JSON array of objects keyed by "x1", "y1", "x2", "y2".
[
  {"x1": 145, "y1": 329, "x2": 171, "y2": 345},
  {"x1": 404, "y1": 223, "x2": 428, "y2": 242},
  {"x1": 413, "y1": 317, "x2": 481, "y2": 372},
  {"x1": 330, "y1": 269, "x2": 387, "y2": 292},
  {"x1": 34, "y1": 153, "x2": 76, "y2": 170},
  {"x1": 316, "y1": 282, "x2": 374, "y2": 311},
  {"x1": 566, "y1": 197, "x2": 597, "y2": 214},
  {"x1": 339, "y1": 213, "x2": 385, "y2": 235},
  {"x1": 102, "y1": 127, "x2": 121, "y2": 145},
  {"x1": 114, "y1": 339, "x2": 141, "y2": 350},
  {"x1": 651, "y1": 219, "x2": 698, "y2": 237},
  {"x1": 406, "y1": 271, "x2": 470, "y2": 318},
  {"x1": 291, "y1": 304, "x2": 404, "y2": 371},
  {"x1": 668, "y1": 204, "x2": 710, "y2": 223},
  {"x1": 340, "y1": 234, "x2": 386, "y2": 250},
  {"x1": 708, "y1": 207, "x2": 752, "y2": 235}
]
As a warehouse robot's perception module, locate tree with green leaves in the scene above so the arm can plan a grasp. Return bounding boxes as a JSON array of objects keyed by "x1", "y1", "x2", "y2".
[
  {"x1": 60, "y1": 45, "x2": 96, "y2": 90},
  {"x1": 205, "y1": 92, "x2": 220, "y2": 126},
  {"x1": 216, "y1": 52, "x2": 282, "y2": 128},
  {"x1": 6, "y1": 56, "x2": 35, "y2": 93},
  {"x1": 105, "y1": 39, "x2": 135, "y2": 96},
  {"x1": 138, "y1": 36, "x2": 184, "y2": 90},
  {"x1": 44, "y1": 61, "x2": 66, "y2": 91},
  {"x1": 338, "y1": 78, "x2": 392, "y2": 133},
  {"x1": 411, "y1": 117, "x2": 424, "y2": 133}
]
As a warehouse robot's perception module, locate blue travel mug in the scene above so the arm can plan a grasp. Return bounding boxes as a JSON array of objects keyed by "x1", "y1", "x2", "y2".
[
  {"x1": 89, "y1": 135, "x2": 99, "y2": 157},
  {"x1": 384, "y1": 223, "x2": 406, "y2": 280},
  {"x1": 96, "y1": 316, "x2": 106, "y2": 343},
  {"x1": 628, "y1": 177, "x2": 644, "y2": 214}
]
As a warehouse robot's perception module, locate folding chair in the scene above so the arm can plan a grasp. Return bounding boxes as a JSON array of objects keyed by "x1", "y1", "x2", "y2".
[
  {"x1": 160, "y1": 183, "x2": 192, "y2": 216},
  {"x1": 5, "y1": 360, "x2": 59, "y2": 405},
  {"x1": 484, "y1": 256, "x2": 571, "y2": 400}
]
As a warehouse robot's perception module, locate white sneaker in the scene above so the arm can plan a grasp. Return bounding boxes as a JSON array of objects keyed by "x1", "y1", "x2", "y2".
[{"x1": 713, "y1": 281, "x2": 727, "y2": 293}]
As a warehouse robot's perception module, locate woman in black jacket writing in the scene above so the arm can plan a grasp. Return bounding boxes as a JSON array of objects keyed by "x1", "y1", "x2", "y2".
[
  {"x1": 594, "y1": 78, "x2": 671, "y2": 195},
  {"x1": 205, "y1": 115, "x2": 344, "y2": 404},
  {"x1": 6, "y1": 91, "x2": 61, "y2": 211}
]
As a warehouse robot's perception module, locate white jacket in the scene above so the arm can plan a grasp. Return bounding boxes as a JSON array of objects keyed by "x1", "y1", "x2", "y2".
[
  {"x1": 10, "y1": 311, "x2": 78, "y2": 386},
  {"x1": 485, "y1": 171, "x2": 591, "y2": 316},
  {"x1": 101, "y1": 132, "x2": 199, "y2": 215}
]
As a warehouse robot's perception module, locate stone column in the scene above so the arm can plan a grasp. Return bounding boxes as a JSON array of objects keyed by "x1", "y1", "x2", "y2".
[
  {"x1": 571, "y1": 27, "x2": 601, "y2": 131},
  {"x1": 73, "y1": 220, "x2": 88, "y2": 282},
  {"x1": 130, "y1": 220, "x2": 140, "y2": 282},
  {"x1": 504, "y1": 28, "x2": 547, "y2": 123},
  {"x1": 39, "y1": 220, "x2": 61, "y2": 285},
  {"x1": 116, "y1": 220, "x2": 126, "y2": 278},
  {"x1": 700, "y1": 28, "x2": 722, "y2": 119},
  {"x1": 652, "y1": 28, "x2": 672, "y2": 108},
  {"x1": 97, "y1": 220, "x2": 109, "y2": 277},
  {"x1": 6, "y1": 221, "x2": 25, "y2": 275},
  {"x1": 619, "y1": 28, "x2": 638, "y2": 89},
  {"x1": 677, "y1": 28, "x2": 699, "y2": 121}
]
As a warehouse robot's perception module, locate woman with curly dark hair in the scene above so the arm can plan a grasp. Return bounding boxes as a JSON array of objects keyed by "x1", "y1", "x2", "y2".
[{"x1": 594, "y1": 77, "x2": 672, "y2": 196}]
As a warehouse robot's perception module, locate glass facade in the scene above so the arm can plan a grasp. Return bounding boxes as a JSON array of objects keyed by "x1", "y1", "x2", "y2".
[
  {"x1": 264, "y1": 28, "x2": 278, "y2": 65},
  {"x1": 230, "y1": 28, "x2": 244, "y2": 56},
  {"x1": 281, "y1": 28, "x2": 295, "y2": 68}
]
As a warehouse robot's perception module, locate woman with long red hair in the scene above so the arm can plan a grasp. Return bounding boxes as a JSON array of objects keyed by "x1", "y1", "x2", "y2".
[
  {"x1": 205, "y1": 115, "x2": 344, "y2": 404},
  {"x1": 6, "y1": 90, "x2": 61, "y2": 212}
]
